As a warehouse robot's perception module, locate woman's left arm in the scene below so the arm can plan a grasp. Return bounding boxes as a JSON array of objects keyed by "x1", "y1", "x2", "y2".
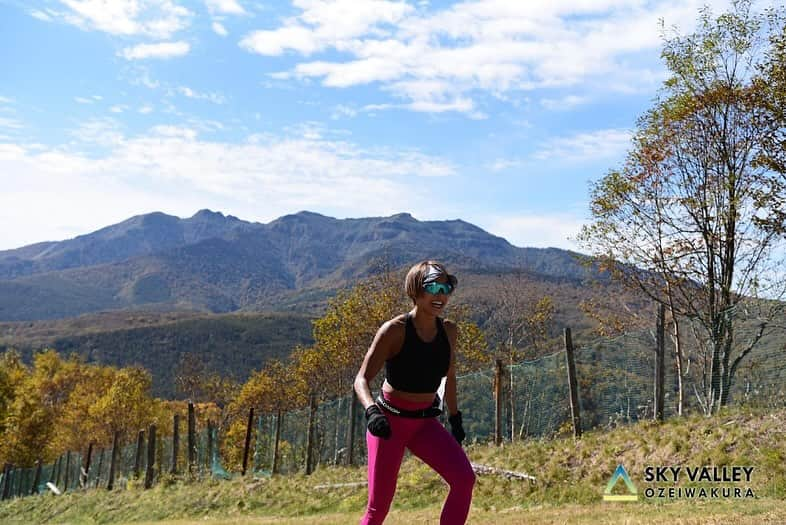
[{"x1": 444, "y1": 320, "x2": 459, "y2": 416}]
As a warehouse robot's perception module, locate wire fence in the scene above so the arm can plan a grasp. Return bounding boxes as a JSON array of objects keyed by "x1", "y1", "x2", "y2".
[{"x1": 2, "y1": 323, "x2": 785, "y2": 500}]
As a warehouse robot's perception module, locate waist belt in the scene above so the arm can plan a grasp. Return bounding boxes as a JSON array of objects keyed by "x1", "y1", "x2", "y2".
[{"x1": 376, "y1": 395, "x2": 442, "y2": 418}]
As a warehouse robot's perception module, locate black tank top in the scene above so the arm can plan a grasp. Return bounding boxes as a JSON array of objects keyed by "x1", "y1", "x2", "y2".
[{"x1": 385, "y1": 312, "x2": 451, "y2": 393}]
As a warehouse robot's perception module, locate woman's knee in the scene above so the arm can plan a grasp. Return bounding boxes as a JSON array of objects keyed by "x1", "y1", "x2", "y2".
[{"x1": 450, "y1": 463, "x2": 476, "y2": 490}]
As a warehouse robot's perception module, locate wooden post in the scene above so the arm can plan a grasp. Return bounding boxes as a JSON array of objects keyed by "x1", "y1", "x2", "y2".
[
  {"x1": 494, "y1": 359, "x2": 503, "y2": 446},
  {"x1": 1, "y1": 463, "x2": 10, "y2": 501},
  {"x1": 107, "y1": 431, "x2": 120, "y2": 490},
  {"x1": 242, "y1": 408, "x2": 254, "y2": 475},
  {"x1": 63, "y1": 451, "x2": 72, "y2": 492},
  {"x1": 187, "y1": 402, "x2": 196, "y2": 474},
  {"x1": 134, "y1": 430, "x2": 145, "y2": 479},
  {"x1": 655, "y1": 303, "x2": 666, "y2": 422},
  {"x1": 31, "y1": 459, "x2": 42, "y2": 495},
  {"x1": 272, "y1": 410, "x2": 281, "y2": 475},
  {"x1": 305, "y1": 393, "x2": 317, "y2": 475},
  {"x1": 94, "y1": 449, "x2": 104, "y2": 489},
  {"x1": 171, "y1": 413, "x2": 180, "y2": 475},
  {"x1": 206, "y1": 420, "x2": 214, "y2": 474},
  {"x1": 564, "y1": 327, "x2": 582, "y2": 438},
  {"x1": 81, "y1": 442, "x2": 94, "y2": 488},
  {"x1": 54, "y1": 454, "x2": 63, "y2": 488},
  {"x1": 16, "y1": 469, "x2": 24, "y2": 498},
  {"x1": 346, "y1": 391, "x2": 357, "y2": 466},
  {"x1": 6, "y1": 468, "x2": 14, "y2": 499},
  {"x1": 144, "y1": 425, "x2": 156, "y2": 489}
]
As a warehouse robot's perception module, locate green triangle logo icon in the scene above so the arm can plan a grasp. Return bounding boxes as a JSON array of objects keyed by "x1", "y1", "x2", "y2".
[{"x1": 603, "y1": 464, "x2": 638, "y2": 501}]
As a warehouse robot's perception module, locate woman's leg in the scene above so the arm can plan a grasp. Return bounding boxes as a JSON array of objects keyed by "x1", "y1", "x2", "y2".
[
  {"x1": 407, "y1": 418, "x2": 476, "y2": 525},
  {"x1": 360, "y1": 428, "x2": 407, "y2": 525}
]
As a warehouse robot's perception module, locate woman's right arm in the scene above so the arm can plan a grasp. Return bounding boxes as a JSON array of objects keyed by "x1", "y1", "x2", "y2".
[{"x1": 354, "y1": 320, "x2": 396, "y2": 410}]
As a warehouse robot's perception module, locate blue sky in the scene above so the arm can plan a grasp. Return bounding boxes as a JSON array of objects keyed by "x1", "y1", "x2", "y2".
[{"x1": 1, "y1": 0, "x2": 757, "y2": 251}]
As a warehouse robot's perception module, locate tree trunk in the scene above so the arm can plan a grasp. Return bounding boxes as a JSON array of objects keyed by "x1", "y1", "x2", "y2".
[
  {"x1": 671, "y1": 313, "x2": 685, "y2": 416},
  {"x1": 720, "y1": 315, "x2": 734, "y2": 407},
  {"x1": 509, "y1": 350, "x2": 515, "y2": 442}
]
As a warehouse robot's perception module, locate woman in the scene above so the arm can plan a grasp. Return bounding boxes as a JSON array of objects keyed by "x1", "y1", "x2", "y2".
[{"x1": 354, "y1": 260, "x2": 475, "y2": 525}]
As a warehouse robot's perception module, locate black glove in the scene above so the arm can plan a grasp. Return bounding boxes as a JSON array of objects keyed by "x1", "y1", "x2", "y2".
[
  {"x1": 365, "y1": 404, "x2": 391, "y2": 439},
  {"x1": 448, "y1": 411, "x2": 466, "y2": 444}
]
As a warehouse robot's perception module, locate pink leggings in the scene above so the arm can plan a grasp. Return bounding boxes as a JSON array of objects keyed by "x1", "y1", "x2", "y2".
[{"x1": 360, "y1": 392, "x2": 476, "y2": 525}]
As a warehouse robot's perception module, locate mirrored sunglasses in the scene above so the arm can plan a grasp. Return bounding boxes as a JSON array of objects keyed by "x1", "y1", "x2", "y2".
[{"x1": 423, "y1": 282, "x2": 454, "y2": 295}]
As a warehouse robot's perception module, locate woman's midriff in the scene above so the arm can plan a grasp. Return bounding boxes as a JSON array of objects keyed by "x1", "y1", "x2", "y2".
[{"x1": 381, "y1": 379, "x2": 437, "y2": 406}]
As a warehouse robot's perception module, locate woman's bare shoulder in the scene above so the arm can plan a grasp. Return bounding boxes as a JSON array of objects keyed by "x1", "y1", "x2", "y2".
[
  {"x1": 378, "y1": 314, "x2": 407, "y2": 345},
  {"x1": 384, "y1": 314, "x2": 407, "y2": 334}
]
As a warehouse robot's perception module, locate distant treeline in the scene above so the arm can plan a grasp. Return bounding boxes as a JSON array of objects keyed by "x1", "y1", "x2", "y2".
[{"x1": 2, "y1": 312, "x2": 315, "y2": 398}]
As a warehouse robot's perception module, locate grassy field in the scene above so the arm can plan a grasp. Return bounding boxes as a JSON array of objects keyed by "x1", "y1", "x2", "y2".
[{"x1": 1, "y1": 406, "x2": 784, "y2": 524}]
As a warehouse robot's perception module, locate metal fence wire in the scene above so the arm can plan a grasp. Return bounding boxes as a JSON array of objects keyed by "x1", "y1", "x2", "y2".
[{"x1": 2, "y1": 324, "x2": 784, "y2": 500}]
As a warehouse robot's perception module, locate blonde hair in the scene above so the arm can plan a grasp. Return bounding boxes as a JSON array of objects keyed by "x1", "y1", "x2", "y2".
[{"x1": 404, "y1": 260, "x2": 451, "y2": 304}]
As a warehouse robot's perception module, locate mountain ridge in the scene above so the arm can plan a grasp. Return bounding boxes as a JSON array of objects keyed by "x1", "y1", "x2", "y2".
[{"x1": 0, "y1": 210, "x2": 590, "y2": 321}]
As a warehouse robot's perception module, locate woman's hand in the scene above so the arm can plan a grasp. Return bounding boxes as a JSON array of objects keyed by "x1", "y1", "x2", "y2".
[
  {"x1": 448, "y1": 411, "x2": 465, "y2": 444},
  {"x1": 365, "y1": 404, "x2": 392, "y2": 439}
]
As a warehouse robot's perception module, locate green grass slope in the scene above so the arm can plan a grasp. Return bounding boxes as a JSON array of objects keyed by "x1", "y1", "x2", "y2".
[{"x1": 1, "y1": 406, "x2": 783, "y2": 524}]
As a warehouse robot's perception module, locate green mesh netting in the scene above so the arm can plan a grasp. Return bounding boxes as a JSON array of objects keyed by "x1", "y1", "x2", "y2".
[{"x1": 4, "y1": 324, "x2": 785, "y2": 502}]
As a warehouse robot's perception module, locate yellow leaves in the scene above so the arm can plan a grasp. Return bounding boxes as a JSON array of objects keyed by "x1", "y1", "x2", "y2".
[{"x1": 0, "y1": 350, "x2": 157, "y2": 466}]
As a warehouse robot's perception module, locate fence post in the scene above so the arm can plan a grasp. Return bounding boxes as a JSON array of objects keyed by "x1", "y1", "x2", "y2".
[
  {"x1": 6, "y1": 468, "x2": 14, "y2": 499},
  {"x1": 31, "y1": 459, "x2": 42, "y2": 495},
  {"x1": 305, "y1": 393, "x2": 317, "y2": 475},
  {"x1": 346, "y1": 391, "x2": 357, "y2": 466},
  {"x1": 107, "y1": 431, "x2": 120, "y2": 490},
  {"x1": 655, "y1": 303, "x2": 666, "y2": 422},
  {"x1": 188, "y1": 402, "x2": 197, "y2": 474},
  {"x1": 54, "y1": 454, "x2": 63, "y2": 489},
  {"x1": 17, "y1": 468, "x2": 24, "y2": 498},
  {"x1": 272, "y1": 410, "x2": 281, "y2": 475},
  {"x1": 63, "y1": 451, "x2": 72, "y2": 492},
  {"x1": 564, "y1": 327, "x2": 582, "y2": 438},
  {"x1": 144, "y1": 425, "x2": 156, "y2": 489},
  {"x1": 207, "y1": 420, "x2": 214, "y2": 474},
  {"x1": 171, "y1": 413, "x2": 180, "y2": 475},
  {"x1": 494, "y1": 359, "x2": 503, "y2": 445},
  {"x1": 94, "y1": 449, "x2": 104, "y2": 489},
  {"x1": 81, "y1": 442, "x2": 93, "y2": 488},
  {"x1": 1, "y1": 463, "x2": 10, "y2": 501},
  {"x1": 242, "y1": 408, "x2": 254, "y2": 476},
  {"x1": 134, "y1": 430, "x2": 145, "y2": 479}
]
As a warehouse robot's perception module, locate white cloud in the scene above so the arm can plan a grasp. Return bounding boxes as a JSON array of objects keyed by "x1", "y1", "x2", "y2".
[
  {"x1": 481, "y1": 212, "x2": 586, "y2": 249},
  {"x1": 331, "y1": 105, "x2": 358, "y2": 119},
  {"x1": 139, "y1": 105, "x2": 154, "y2": 114},
  {"x1": 488, "y1": 158, "x2": 524, "y2": 172},
  {"x1": 74, "y1": 96, "x2": 94, "y2": 104},
  {"x1": 30, "y1": 10, "x2": 53, "y2": 21},
  {"x1": 120, "y1": 41, "x2": 191, "y2": 60},
  {"x1": 205, "y1": 0, "x2": 246, "y2": 15},
  {"x1": 540, "y1": 94, "x2": 590, "y2": 111},
  {"x1": 241, "y1": 0, "x2": 732, "y2": 116},
  {"x1": 240, "y1": 0, "x2": 413, "y2": 56},
  {"x1": 0, "y1": 123, "x2": 456, "y2": 249},
  {"x1": 69, "y1": 118, "x2": 125, "y2": 147},
  {"x1": 175, "y1": 86, "x2": 226, "y2": 104},
  {"x1": 532, "y1": 128, "x2": 632, "y2": 163},
  {"x1": 0, "y1": 117, "x2": 24, "y2": 130},
  {"x1": 212, "y1": 21, "x2": 228, "y2": 36},
  {"x1": 53, "y1": 0, "x2": 192, "y2": 39}
]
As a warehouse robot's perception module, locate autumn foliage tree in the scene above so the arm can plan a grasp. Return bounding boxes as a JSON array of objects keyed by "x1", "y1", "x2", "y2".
[
  {"x1": 0, "y1": 350, "x2": 158, "y2": 467},
  {"x1": 578, "y1": 0, "x2": 786, "y2": 415}
]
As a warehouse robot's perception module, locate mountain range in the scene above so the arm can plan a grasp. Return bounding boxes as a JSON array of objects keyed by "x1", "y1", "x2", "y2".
[{"x1": 0, "y1": 210, "x2": 592, "y2": 322}]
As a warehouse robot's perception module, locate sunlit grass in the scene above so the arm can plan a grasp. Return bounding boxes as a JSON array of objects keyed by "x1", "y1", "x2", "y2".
[{"x1": 1, "y1": 406, "x2": 784, "y2": 524}]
